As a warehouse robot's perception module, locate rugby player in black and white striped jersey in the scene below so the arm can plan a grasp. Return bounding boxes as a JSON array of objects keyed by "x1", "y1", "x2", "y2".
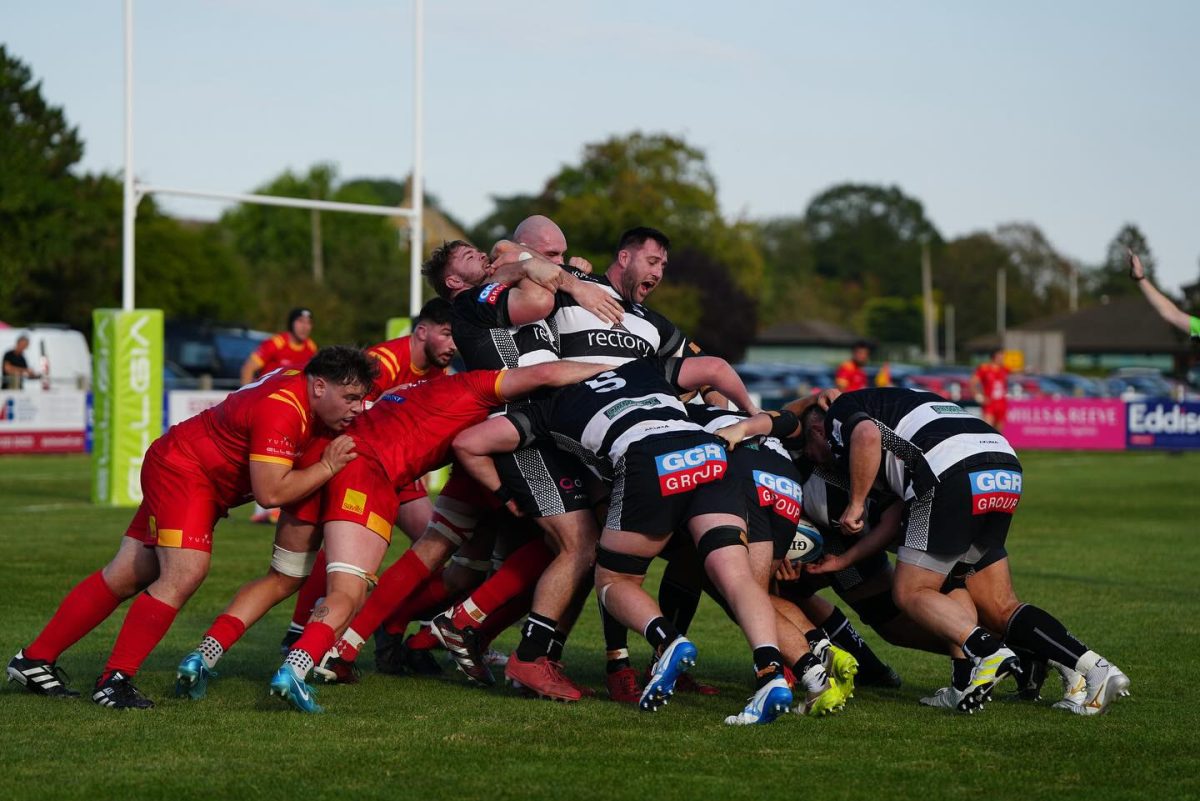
[
  {"x1": 805, "y1": 387, "x2": 1129, "y2": 715},
  {"x1": 453, "y1": 356, "x2": 797, "y2": 725}
]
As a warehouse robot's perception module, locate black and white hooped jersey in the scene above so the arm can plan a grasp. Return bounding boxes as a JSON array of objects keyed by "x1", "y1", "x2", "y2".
[
  {"x1": 552, "y1": 273, "x2": 694, "y2": 366},
  {"x1": 799, "y1": 464, "x2": 889, "y2": 536},
  {"x1": 825, "y1": 387, "x2": 1019, "y2": 500},
  {"x1": 507, "y1": 358, "x2": 703, "y2": 477},
  {"x1": 686, "y1": 405, "x2": 805, "y2": 527},
  {"x1": 451, "y1": 282, "x2": 559, "y2": 371}
]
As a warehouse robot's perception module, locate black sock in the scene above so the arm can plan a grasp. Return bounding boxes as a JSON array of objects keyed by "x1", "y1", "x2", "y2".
[
  {"x1": 547, "y1": 630, "x2": 567, "y2": 662},
  {"x1": 752, "y1": 646, "x2": 784, "y2": 688},
  {"x1": 643, "y1": 616, "x2": 681, "y2": 654},
  {"x1": 599, "y1": 598, "x2": 631, "y2": 672},
  {"x1": 951, "y1": 657, "x2": 972, "y2": 691},
  {"x1": 1012, "y1": 646, "x2": 1047, "y2": 698},
  {"x1": 804, "y1": 628, "x2": 827, "y2": 651},
  {"x1": 819, "y1": 606, "x2": 890, "y2": 676},
  {"x1": 658, "y1": 576, "x2": 702, "y2": 636},
  {"x1": 962, "y1": 627, "x2": 1001, "y2": 660},
  {"x1": 515, "y1": 613, "x2": 557, "y2": 662},
  {"x1": 1005, "y1": 604, "x2": 1088, "y2": 666}
]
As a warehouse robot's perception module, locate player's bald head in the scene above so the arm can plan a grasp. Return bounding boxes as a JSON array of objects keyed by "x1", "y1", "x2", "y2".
[{"x1": 513, "y1": 215, "x2": 568, "y2": 265}]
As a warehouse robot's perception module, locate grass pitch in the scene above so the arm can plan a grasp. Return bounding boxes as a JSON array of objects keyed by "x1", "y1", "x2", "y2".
[{"x1": 1, "y1": 451, "x2": 1198, "y2": 801}]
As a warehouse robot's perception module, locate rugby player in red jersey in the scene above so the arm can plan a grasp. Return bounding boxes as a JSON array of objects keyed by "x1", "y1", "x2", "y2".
[
  {"x1": 6, "y1": 347, "x2": 376, "y2": 709},
  {"x1": 834, "y1": 340, "x2": 871, "y2": 393},
  {"x1": 192, "y1": 357, "x2": 605, "y2": 713},
  {"x1": 243, "y1": 308, "x2": 320, "y2": 524},
  {"x1": 277, "y1": 299, "x2": 457, "y2": 650},
  {"x1": 972, "y1": 349, "x2": 1009, "y2": 432}
]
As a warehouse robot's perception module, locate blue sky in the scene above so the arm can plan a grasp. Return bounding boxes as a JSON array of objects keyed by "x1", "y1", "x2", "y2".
[{"x1": 6, "y1": 1, "x2": 1199, "y2": 291}]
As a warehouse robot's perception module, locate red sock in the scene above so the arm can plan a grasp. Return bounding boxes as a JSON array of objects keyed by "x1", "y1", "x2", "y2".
[
  {"x1": 292, "y1": 621, "x2": 337, "y2": 663},
  {"x1": 204, "y1": 614, "x2": 247, "y2": 651},
  {"x1": 290, "y1": 551, "x2": 328, "y2": 626},
  {"x1": 480, "y1": 591, "x2": 534, "y2": 645},
  {"x1": 26, "y1": 570, "x2": 123, "y2": 662},
  {"x1": 343, "y1": 550, "x2": 431, "y2": 643},
  {"x1": 405, "y1": 626, "x2": 439, "y2": 651},
  {"x1": 104, "y1": 593, "x2": 179, "y2": 677},
  {"x1": 467, "y1": 539, "x2": 552, "y2": 620},
  {"x1": 381, "y1": 566, "x2": 451, "y2": 635}
]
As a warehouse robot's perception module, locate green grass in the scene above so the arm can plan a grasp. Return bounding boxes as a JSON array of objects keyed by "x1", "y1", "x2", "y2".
[{"x1": 1, "y1": 451, "x2": 1198, "y2": 801}]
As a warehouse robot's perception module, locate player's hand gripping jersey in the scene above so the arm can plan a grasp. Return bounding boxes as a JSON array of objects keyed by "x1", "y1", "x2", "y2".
[{"x1": 451, "y1": 281, "x2": 559, "y2": 371}]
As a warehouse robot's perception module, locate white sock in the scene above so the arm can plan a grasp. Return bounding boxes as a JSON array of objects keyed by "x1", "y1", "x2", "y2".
[
  {"x1": 342, "y1": 628, "x2": 366, "y2": 651},
  {"x1": 284, "y1": 649, "x2": 315, "y2": 680},
  {"x1": 197, "y1": 636, "x2": 223, "y2": 670}
]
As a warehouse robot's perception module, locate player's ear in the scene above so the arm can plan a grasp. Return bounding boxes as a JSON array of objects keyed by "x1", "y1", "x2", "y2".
[{"x1": 312, "y1": 376, "x2": 327, "y2": 398}]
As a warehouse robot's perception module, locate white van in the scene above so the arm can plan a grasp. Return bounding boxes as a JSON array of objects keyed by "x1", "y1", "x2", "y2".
[{"x1": 0, "y1": 326, "x2": 92, "y2": 390}]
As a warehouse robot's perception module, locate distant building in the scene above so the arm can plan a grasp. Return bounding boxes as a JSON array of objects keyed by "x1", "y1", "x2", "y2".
[
  {"x1": 966, "y1": 296, "x2": 1197, "y2": 374},
  {"x1": 746, "y1": 319, "x2": 862, "y2": 364}
]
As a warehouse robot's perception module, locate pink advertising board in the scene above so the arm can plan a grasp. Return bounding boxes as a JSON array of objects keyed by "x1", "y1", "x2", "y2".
[{"x1": 1004, "y1": 398, "x2": 1126, "y2": 450}]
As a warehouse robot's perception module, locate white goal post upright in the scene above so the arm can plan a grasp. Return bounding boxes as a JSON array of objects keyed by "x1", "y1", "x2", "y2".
[{"x1": 119, "y1": 0, "x2": 426, "y2": 317}]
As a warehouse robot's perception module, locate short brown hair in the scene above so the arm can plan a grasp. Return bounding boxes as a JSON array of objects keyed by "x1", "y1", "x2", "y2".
[{"x1": 422, "y1": 240, "x2": 472, "y2": 299}]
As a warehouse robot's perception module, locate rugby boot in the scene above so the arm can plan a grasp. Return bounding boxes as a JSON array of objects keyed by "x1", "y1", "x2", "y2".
[
  {"x1": 823, "y1": 644, "x2": 859, "y2": 701},
  {"x1": 605, "y1": 665, "x2": 642, "y2": 704},
  {"x1": 1060, "y1": 660, "x2": 1129, "y2": 716},
  {"x1": 920, "y1": 685, "x2": 984, "y2": 714},
  {"x1": 278, "y1": 623, "x2": 304, "y2": 657},
  {"x1": 92, "y1": 671, "x2": 154, "y2": 710},
  {"x1": 640, "y1": 636, "x2": 697, "y2": 712},
  {"x1": 857, "y1": 664, "x2": 903, "y2": 689},
  {"x1": 483, "y1": 648, "x2": 509, "y2": 668},
  {"x1": 553, "y1": 662, "x2": 595, "y2": 698},
  {"x1": 174, "y1": 650, "x2": 217, "y2": 699},
  {"x1": 7, "y1": 650, "x2": 79, "y2": 698},
  {"x1": 269, "y1": 665, "x2": 323, "y2": 713},
  {"x1": 312, "y1": 650, "x2": 361, "y2": 685},
  {"x1": 725, "y1": 676, "x2": 793, "y2": 726},
  {"x1": 801, "y1": 680, "x2": 846, "y2": 717},
  {"x1": 430, "y1": 610, "x2": 494, "y2": 687},
  {"x1": 505, "y1": 654, "x2": 582, "y2": 702},
  {"x1": 964, "y1": 647, "x2": 1021, "y2": 709}
]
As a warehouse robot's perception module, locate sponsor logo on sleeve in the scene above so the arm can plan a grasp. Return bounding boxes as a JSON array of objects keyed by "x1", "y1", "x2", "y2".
[
  {"x1": 477, "y1": 283, "x2": 505, "y2": 305},
  {"x1": 968, "y1": 469, "x2": 1022, "y2": 515},
  {"x1": 654, "y1": 443, "x2": 727, "y2": 496},
  {"x1": 603, "y1": 396, "x2": 663, "y2": 420},
  {"x1": 752, "y1": 470, "x2": 803, "y2": 523}
]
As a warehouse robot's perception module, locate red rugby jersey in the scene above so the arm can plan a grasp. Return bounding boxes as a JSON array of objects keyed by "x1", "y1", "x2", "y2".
[
  {"x1": 350, "y1": 369, "x2": 504, "y2": 488},
  {"x1": 365, "y1": 335, "x2": 447, "y2": 400},
  {"x1": 834, "y1": 360, "x2": 867, "y2": 392},
  {"x1": 254, "y1": 333, "x2": 318, "y2": 376},
  {"x1": 975, "y1": 363, "x2": 1009, "y2": 402},
  {"x1": 161, "y1": 369, "x2": 315, "y2": 507}
]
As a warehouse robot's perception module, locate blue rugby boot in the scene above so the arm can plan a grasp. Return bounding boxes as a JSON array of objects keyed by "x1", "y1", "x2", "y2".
[
  {"x1": 639, "y1": 636, "x2": 697, "y2": 712},
  {"x1": 269, "y1": 665, "x2": 323, "y2": 713},
  {"x1": 725, "y1": 676, "x2": 793, "y2": 725},
  {"x1": 175, "y1": 651, "x2": 216, "y2": 700}
]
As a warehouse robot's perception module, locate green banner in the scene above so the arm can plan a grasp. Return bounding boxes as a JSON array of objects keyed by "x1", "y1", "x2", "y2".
[
  {"x1": 385, "y1": 317, "x2": 413, "y2": 340},
  {"x1": 92, "y1": 309, "x2": 163, "y2": 506}
]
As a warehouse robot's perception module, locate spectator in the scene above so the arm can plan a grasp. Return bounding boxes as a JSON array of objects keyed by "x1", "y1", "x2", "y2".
[{"x1": 2, "y1": 335, "x2": 40, "y2": 390}]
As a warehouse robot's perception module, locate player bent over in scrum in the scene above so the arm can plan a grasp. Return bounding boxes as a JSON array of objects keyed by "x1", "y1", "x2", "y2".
[
  {"x1": 7, "y1": 347, "x2": 375, "y2": 709},
  {"x1": 812, "y1": 387, "x2": 1129, "y2": 715},
  {"x1": 454, "y1": 356, "x2": 793, "y2": 725},
  {"x1": 266, "y1": 360, "x2": 609, "y2": 712}
]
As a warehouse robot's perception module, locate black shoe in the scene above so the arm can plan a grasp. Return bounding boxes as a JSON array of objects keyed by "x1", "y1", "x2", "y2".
[
  {"x1": 92, "y1": 671, "x2": 155, "y2": 709},
  {"x1": 430, "y1": 611, "x2": 495, "y2": 687},
  {"x1": 373, "y1": 628, "x2": 406, "y2": 675},
  {"x1": 857, "y1": 664, "x2": 903, "y2": 689},
  {"x1": 7, "y1": 650, "x2": 80, "y2": 697},
  {"x1": 400, "y1": 637, "x2": 443, "y2": 676},
  {"x1": 279, "y1": 625, "x2": 304, "y2": 657}
]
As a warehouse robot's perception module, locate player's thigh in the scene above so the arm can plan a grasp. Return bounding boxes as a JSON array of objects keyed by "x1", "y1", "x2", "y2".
[
  {"x1": 537, "y1": 508, "x2": 599, "y2": 554},
  {"x1": 323, "y1": 521, "x2": 390, "y2": 580},
  {"x1": 394, "y1": 489, "x2": 433, "y2": 542},
  {"x1": 274, "y1": 512, "x2": 323, "y2": 553},
  {"x1": 964, "y1": 555, "x2": 1020, "y2": 629}
]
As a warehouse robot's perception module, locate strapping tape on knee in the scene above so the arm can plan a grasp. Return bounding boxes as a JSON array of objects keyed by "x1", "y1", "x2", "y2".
[
  {"x1": 595, "y1": 545, "x2": 652, "y2": 576},
  {"x1": 427, "y1": 514, "x2": 470, "y2": 548},
  {"x1": 326, "y1": 561, "x2": 379, "y2": 588},
  {"x1": 271, "y1": 546, "x2": 319, "y2": 578},
  {"x1": 696, "y1": 525, "x2": 748, "y2": 562},
  {"x1": 450, "y1": 555, "x2": 492, "y2": 573}
]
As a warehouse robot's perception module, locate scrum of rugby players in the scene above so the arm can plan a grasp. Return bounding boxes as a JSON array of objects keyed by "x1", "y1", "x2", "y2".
[{"x1": 8, "y1": 215, "x2": 1128, "y2": 723}]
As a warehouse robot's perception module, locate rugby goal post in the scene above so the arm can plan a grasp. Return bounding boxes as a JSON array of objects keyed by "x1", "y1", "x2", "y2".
[{"x1": 96, "y1": 0, "x2": 426, "y2": 507}]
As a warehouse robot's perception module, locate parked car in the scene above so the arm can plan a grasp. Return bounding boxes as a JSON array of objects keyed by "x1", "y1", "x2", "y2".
[
  {"x1": 900, "y1": 372, "x2": 973, "y2": 402},
  {"x1": 165, "y1": 321, "x2": 271, "y2": 389},
  {"x1": 1039, "y1": 373, "x2": 1104, "y2": 398}
]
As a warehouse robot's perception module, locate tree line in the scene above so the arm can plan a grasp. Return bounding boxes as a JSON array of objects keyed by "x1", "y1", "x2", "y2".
[{"x1": 1, "y1": 46, "x2": 1186, "y2": 360}]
